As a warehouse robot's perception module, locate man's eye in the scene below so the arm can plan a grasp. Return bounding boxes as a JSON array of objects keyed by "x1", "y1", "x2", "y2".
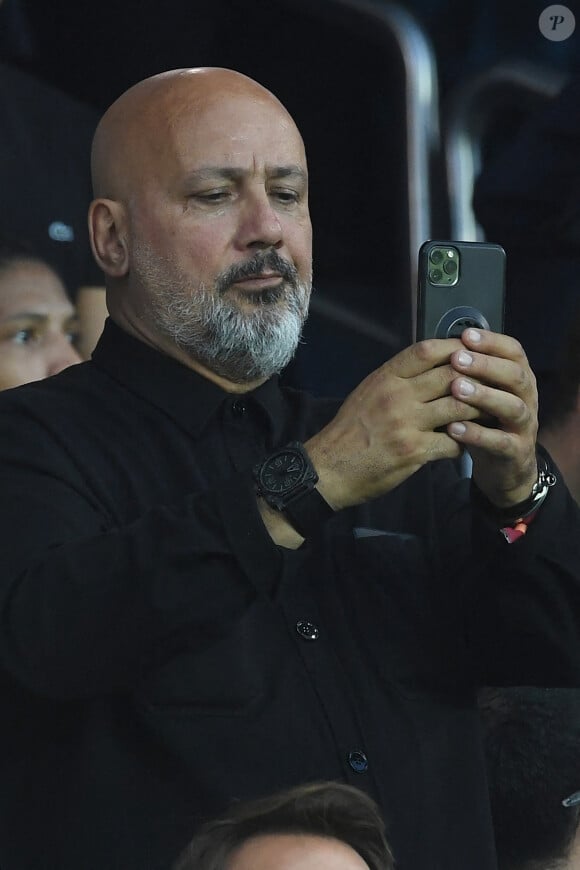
[
  {"x1": 272, "y1": 189, "x2": 300, "y2": 204},
  {"x1": 66, "y1": 330, "x2": 82, "y2": 347},
  {"x1": 12, "y1": 328, "x2": 38, "y2": 345},
  {"x1": 195, "y1": 190, "x2": 231, "y2": 202}
]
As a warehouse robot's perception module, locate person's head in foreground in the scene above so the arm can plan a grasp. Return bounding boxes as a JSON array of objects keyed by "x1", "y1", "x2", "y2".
[
  {"x1": 173, "y1": 781, "x2": 395, "y2": 870},
  {"x1": 0, "y1": 237, "x2": 81, "y2": 390},
  {"x1": 479, "y1": 687, "x2": 580, "y2": 870},
  {"x1": 89, "y1": 66, "x2": 312, "y2": 394}
]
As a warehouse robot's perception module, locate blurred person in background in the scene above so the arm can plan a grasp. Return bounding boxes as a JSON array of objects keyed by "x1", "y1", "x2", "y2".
[
  {"x1": 479, "y1": 687, "x2": 580, "y2": 870},
  {"x1": 474, "y1": 75, "x2": 580, "y2": 505},
  {"x1": 0, "y1": 0, "x2": 106, "y2": 357},
  {"x1": 537, "y1": 311, "x2": 580, "y2": 505},
  {"x1": 174, "y1": 781, "x2": 394, "y2": 870},
  {"x1": 0, "y1": 237, "x2": 81, "y2": 389},
  {"x1": 473, "y1": 74, "x2": 580, "y2": 387}
]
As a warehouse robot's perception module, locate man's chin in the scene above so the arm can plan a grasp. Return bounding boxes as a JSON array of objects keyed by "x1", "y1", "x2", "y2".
[
  {"x1": 183, "y1": 348, "x2": 288, "y2": 385},
  {"x1": 224, "y1": 284, "x2": 288, "y2": 307}
]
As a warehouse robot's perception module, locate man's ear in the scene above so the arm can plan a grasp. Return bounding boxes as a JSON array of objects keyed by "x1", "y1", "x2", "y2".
[{"x1": 88, "y1": 199, "x2": 129, "y2": 277}]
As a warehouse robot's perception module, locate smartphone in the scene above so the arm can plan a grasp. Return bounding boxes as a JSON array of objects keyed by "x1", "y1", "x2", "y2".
[{"x1": 416, "y1": 240, "x2": 505, "y2": 341}]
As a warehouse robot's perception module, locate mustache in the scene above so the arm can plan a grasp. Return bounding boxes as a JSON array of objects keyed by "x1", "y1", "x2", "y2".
[{"x1": 216, "y1": 250, "x2": 299, "y2": 294}]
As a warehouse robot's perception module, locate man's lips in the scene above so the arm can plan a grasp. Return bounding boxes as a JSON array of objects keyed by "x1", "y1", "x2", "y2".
[{"x1": 231, "y1": 272, "x2": 284, "y2": 289}]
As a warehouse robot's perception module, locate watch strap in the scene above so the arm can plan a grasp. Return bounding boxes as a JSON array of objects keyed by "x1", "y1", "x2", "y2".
[{"x1": 283, "y1": 485, "x2": 335, "y2": 538}]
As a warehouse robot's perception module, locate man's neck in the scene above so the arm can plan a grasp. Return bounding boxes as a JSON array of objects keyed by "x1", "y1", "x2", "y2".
[{"x1": 109, "y1": 311, "x2": 268, "y2": 395}]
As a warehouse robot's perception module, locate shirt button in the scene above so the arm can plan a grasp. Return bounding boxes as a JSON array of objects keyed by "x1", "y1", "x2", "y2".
[
  {"x1": 348, "y1": 750, "x2": 369, "y2": 773},
  {"x1": 296, "y1": 620, "x2": 320, "y2": 641},
  {"x1": 231, "y1": 399, "x2": 247, "y2": 417}
]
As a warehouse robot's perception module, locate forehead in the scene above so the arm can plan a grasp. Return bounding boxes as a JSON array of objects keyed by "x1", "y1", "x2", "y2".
[
  {"x1": 157, "y1": 91, "x2": 307, "y2": 181},
  {"x1": 0, "y1": 260, "x2": 71, "y2": 319},
  {"x1": 228, "y1": 833, "x2": 369, "y2": 870}
]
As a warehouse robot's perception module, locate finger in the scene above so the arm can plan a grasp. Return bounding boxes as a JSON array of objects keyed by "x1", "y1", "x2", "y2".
[
  {"x1": 450, "y1": 327, "x2": 536, "y2": 408},
  {"x1": 405, "y1": 352, "x2": 494, "y2": 404},
  {"x1": 424, "y1": 429, "x2": 468, "y2": 462},
  {"x1": 412, "y1": 363, "x2": 462, "y2": 402},
  {"x1": 446, "y1": 419, "x2": 521, "y2": 459},
  {"x1": 417, "y1": 394, "x2": 484, "y2": 432},
  {"x1": 385, "y1": 337, "x2": 464, "y2": 380},
  {"x1": 450, "y1": 350, "x2": 536, "y2": 403},
  {"x1": 459, "y1": 328, "x2": 528, "y2": 364},
  {"x1": 449, "y1": 377, "x2": 533, "y2": 433},
  {"x1": 380, "y1": 427, "x2": 465, "y2": 469}
]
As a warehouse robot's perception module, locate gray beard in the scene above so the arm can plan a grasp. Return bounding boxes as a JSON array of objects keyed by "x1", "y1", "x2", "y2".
[{"x1": 134, "y1": 247, "x2": 311, "y2": 384}]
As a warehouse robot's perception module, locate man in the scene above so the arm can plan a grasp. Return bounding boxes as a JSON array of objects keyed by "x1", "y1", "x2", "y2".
[
  {"x1": 0, "y1": 237, "x2": 81, "y2": 389},
  {"x1": 1, "y1": 0, "x2": 107, "y2": 356},
  {"x1": 0, "y1": 67, "x2": 578, "y2": 870},
  {"x1": 473, "y1": 74, "x2": 580, "y2": 426},
  {"x1": 473, "y1": 74, "x2": 580, "y2": 508},
  {"x1": 173, "y1": 781, "x2": 394, "y2": 870},
  {"x1": 479, "y1": 687, "x2": 580, "y2": 869}
]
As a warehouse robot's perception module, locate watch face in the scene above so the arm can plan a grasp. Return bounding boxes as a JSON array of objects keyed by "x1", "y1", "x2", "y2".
[{"x1": 261, "y1": 449, "x2": 306, "y2": 493}]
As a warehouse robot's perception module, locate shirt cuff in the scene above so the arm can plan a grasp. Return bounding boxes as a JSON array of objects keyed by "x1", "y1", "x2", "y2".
[{"x1": 215, "y1": 471, "x2": 284, "y2": 596}]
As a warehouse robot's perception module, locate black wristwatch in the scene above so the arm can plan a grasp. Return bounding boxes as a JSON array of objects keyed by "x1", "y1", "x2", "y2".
[{"x1": 253, "y1": 441, "x2": 334, "y2": 538}]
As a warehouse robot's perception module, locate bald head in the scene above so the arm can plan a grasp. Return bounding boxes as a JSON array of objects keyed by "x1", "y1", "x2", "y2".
[{"x1": 91, "y1": 67, "x2": 300, "y2": 201}]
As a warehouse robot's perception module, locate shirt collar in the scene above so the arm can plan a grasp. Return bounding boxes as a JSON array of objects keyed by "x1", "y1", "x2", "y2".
[{"x1": 91, "y1": 318, "x2": 287, "y2": 439}]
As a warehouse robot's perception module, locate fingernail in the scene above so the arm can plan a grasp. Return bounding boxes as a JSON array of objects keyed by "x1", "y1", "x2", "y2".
[
  {"x1": 450, "y1": 422, "x2": 467, "y2": 436},
  {"x1": 467, "y1": 329, "x2": 481, "y2": 343},
  {"x1": 457, "y1": 351, "x2": 473, "y2": 367},
  {"x1": 458, "y1": 379, "x2": 475, "y2": 397}
]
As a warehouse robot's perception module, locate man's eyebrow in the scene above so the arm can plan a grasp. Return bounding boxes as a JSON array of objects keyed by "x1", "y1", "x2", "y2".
[
  {"x1": 2, "y1": 312, "x2": 49, "y2": 324},
  {"x1": 269, "y1": 165, "x2": 308, "y2": 183},
  {"x1": 185, "y1": 165, "x2": 308, "y2": 183},
  {"x1": 1, "y1": 312, "x2": 79, "y2": 326}
]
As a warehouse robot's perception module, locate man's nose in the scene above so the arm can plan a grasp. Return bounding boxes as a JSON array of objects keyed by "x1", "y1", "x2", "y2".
[
  {"x1": 236, "y1": 192, "x2": 283, "y2": 250},
  {"x1": 47, "y1": 336, "x2": 83, "y2": 376}
]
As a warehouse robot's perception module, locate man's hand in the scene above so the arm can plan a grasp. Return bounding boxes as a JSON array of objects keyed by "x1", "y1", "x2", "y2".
[
  {"x1": 446, "y1": 328, "x2": 538, "y2": 508},
  {"x1": 304, "y1": 337, "x2": 483, "y2": 510}
]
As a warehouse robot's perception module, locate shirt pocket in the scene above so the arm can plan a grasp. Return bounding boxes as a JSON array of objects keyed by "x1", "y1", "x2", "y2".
[
  {"x1": 334, "y1": 529, "x2": 470, "y2": 694},
  {"x1": 136, "y1": 601, "x2": 280, "y2": 717}
]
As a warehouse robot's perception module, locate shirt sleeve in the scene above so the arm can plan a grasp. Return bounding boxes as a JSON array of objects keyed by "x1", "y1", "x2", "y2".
[
  {"x1": 465, "y1": 455, "x2": 580, "y2": 687},
  {"x1": 0, "y1": 407, "x2": 283, "y2": 700}
]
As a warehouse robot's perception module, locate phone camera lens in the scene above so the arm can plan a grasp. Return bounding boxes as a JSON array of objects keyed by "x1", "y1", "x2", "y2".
[
  {"x1": 429, "y1": 249, "x2": 443, "y2": 265},
  {"x1": 443, "y1": 260, "x2": 457, "y2": 275},
  {"x1": 429, "y1": 268, "x2": 443, "y2": 282}
]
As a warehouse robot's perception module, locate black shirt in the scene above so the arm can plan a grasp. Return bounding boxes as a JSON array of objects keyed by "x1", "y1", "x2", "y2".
[
  {"x1": 0, "y1": 63, "x2": 102, "y2": 297},
  {"x1": 0, "y1": 319, "x2": 579, "y2": 870}
]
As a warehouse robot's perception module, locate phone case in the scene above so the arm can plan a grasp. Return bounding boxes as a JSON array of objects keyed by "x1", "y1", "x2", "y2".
[{"x1": 416, "y1": 240, "x2": 506, "y2": 341}]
